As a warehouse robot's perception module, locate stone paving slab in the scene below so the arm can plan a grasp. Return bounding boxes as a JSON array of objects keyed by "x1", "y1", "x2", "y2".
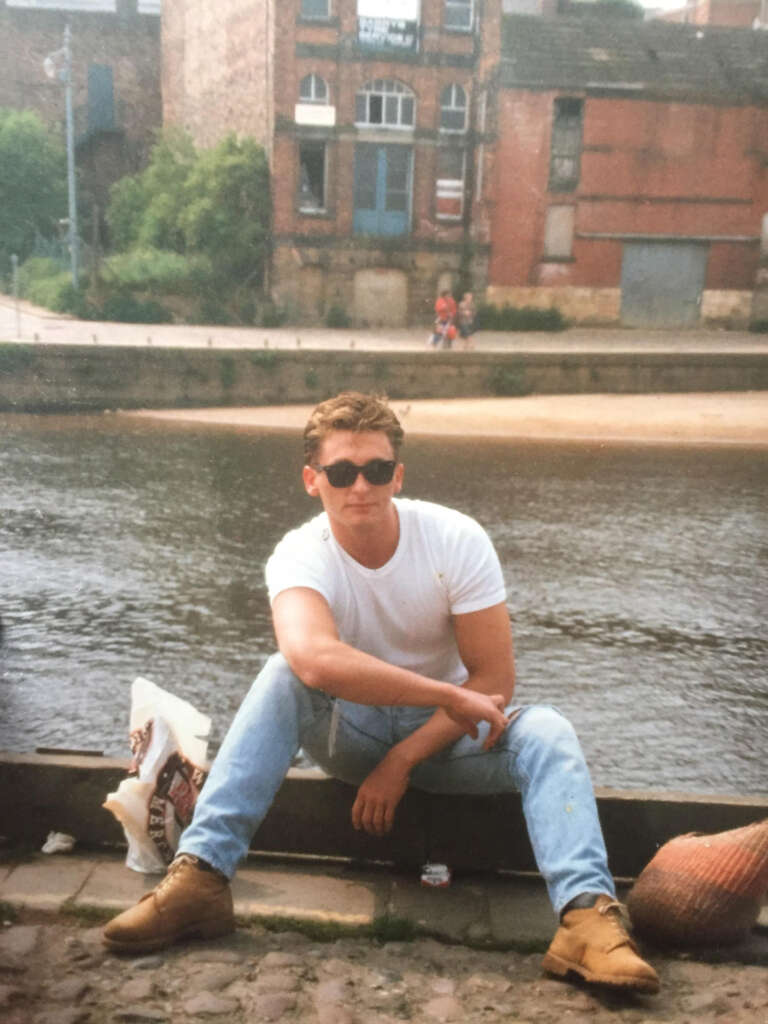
[
  {"x1": 75, "y1": 857, "x2": 158, "y2": 912},
  {"x1": 0, "y1": 855, "x2": 95, "y2": 912},
  {"x1": 387, "y1": 874, "x2": 494, "y2": 944},
  {"x1": 233, "y1": 862, "x2": 384, "y2": 927}
]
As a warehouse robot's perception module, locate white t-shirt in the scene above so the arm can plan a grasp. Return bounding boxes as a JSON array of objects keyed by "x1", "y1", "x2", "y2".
[{"x1": 265, "y1": 497, "x2": 506, "y2": 686}]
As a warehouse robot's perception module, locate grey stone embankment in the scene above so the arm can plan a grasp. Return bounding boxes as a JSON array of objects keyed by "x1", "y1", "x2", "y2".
[
  {"x1": 3, "y1": 341, "x2": 768, "y2": 415},
  {"x1": 3, "y1": 295, "x2": 768, "y2": 416}
]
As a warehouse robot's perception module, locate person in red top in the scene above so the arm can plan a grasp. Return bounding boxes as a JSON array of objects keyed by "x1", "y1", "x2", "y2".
[
  {"x1": 434, "y1": 289, "x2": 457, "y2": 323},
  {"x1": 429, "y1": 289, "x2": 458, "y2": 349}
]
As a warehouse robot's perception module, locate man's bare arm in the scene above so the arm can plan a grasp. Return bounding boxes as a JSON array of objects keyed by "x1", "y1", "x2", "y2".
[
  {"x1": 350, "y1": 602, "x2": 515, "y2": 835},
  {"x1": 271, "y1": 587, "x2": 508, "y2": 734}
]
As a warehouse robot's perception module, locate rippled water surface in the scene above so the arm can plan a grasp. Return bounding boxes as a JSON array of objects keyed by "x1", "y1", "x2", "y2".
[{"x1": 1, "y1": 413, "x2": 766, "y2": 795}]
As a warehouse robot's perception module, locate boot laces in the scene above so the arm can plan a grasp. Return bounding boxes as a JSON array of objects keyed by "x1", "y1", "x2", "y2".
[
  {"x1": 598, "y1": 898, "x2": 628, "y2": 921},
  {"x1": 154, "y1": 853, "x2": 199, "y2": 898},
  {"x1": 598, "y1": 899, "x2": 636, "y2": 950}
]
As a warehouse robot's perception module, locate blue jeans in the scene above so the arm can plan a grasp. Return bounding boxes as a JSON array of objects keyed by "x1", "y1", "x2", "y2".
[{"x1": 179, "y1": 653, "x2": 615, "y2": 915}]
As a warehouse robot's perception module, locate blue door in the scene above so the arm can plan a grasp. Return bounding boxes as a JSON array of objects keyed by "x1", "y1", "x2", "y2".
[{"x1": 354, "y1": 144, "x2": 411, "y2": 236}]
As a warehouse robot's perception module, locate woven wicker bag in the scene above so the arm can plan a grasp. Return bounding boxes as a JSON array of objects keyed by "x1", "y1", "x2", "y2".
[{"x1": 627, "y1": 818, "x2": 768, "y2": 946}]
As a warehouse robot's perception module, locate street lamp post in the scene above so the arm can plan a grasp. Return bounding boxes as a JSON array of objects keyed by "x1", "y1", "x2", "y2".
[{"x1": 44, "y1": 24, "x2": 79, "y2": 289}]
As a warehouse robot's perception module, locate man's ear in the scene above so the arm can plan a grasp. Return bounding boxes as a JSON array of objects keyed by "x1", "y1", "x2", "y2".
[
  {"x1": 303, "y1": 463, "x2": 321, "y2": 497},
  {"x1": 393, "y1": 462, "x2": 404, "y2": 495}
]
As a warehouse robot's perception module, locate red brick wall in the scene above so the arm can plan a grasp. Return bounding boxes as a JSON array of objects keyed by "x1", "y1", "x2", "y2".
[
  {"x1": 488, "y1": 88, "x2": 768, "y2": 290},
  {"x1": 658, "y1": 0, "x2": 761, "y2": 26},
  {"x1": 274, "y1": 0, "x2": 478, "y2": 244},
  {"x1": 0, "y1": 3, "x2": 160, "y2": 164}
]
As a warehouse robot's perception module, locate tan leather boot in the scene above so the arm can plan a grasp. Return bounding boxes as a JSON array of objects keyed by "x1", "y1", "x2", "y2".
[
  {"x1": 542, "y1": 895, "x2": 659, "y2": 993},
  {"x1": 102, "y1": 854, "x2": 235, "y2": 953}
]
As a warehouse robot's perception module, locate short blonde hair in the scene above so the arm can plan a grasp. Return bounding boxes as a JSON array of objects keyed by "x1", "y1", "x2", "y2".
[{"x1": 303, "y1": 392, "x2": 404, "y2": 462}]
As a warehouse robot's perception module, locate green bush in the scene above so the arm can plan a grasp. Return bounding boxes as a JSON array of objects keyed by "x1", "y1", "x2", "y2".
[
  {"x1": 325, "y1": 304, "x2": 350, "y2": 328},
  {"x1": 101, "y1": 248, "x2": 212, "y2": 293},
  {"x1": 197, "y1": 295, "x2": 233, "y2": 325},
  {"x1": 260, "y1": 302, "x2": 287, "y2": 327},
  {"x1": 475, "y1": 303, "x2": 567, "y2": 332},
  {"x1": 99, "y1": 292, "x2": 173, "y2": 324},
  {"x1": 0, "y1": 109, "x2": 67, "y2": 278},
  {"x1": 487, "y1": 361, "x2": 531, "y2": 397},
  {"x1": 107, "y1": 130, "x2": 195, "y2": 253},
  {"x1": 749, "y1": 319, "x2": 768, "y2": 334},
  {"x1": 17, "y1": 257, "x2": 91, "y2": 316},
  {"x1": 106, "y1": 131, "x2": 270, "y2": 292}
]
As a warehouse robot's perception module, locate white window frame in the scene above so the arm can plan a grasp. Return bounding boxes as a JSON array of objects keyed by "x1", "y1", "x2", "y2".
[
  {"x1": 444, "y1": 0, "x2": 474, "y2": 32},
  {"x1": 435, "y1": 147, "x2": 466, "y2": 221},
  {"x1": 299, "y1": 73, "x2": 329, "y2": 104},
  {"x1": 439, "y1": 83, "x2": 467, "y2": 134},
  {"x1": 355, "y1": 79, "x2": 415, "y2": 130}
]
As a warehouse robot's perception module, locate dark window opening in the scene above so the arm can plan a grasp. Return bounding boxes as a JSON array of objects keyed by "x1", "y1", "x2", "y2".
[
  {"x1": 298, "y1": 141, "x2": 326, "y2": 212},
  {"x1": 548, "y1": 97, "x2": 583, "y2": 193},
  {"x1": 301, "y1": 0, "x2": 329, "y2": 18},
  {"x1": 87, "y1": 64, "x2": 114, "y2": 134}
]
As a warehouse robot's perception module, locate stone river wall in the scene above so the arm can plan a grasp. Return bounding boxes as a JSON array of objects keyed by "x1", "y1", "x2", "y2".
[{"x1": 1, "y1": 344, "x2": 768, "y2": 413}]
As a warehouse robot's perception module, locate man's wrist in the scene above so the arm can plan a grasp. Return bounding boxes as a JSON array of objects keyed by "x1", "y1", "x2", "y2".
[{"x1": 384, "y1": 742, "x2": 420, "y2": 772}]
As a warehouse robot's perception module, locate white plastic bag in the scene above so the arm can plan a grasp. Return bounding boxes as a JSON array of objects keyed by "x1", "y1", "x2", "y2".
[{"x1": 103, "y1": 677, "x2": 211, "y2": 874}]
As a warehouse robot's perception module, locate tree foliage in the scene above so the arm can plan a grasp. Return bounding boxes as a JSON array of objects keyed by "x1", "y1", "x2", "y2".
[
  {"x1": 0, "y1": 109, "x2": 67, "y2": 279},
  {"x1": 106, "y1": 131, "x2": 270, "y2": 290}
]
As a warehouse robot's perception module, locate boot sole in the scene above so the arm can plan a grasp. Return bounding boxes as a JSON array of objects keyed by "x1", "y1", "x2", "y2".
[
  {"x1": 542, "y1": 951, "x2": 660, "y2": 994},
  {"x1": 103, "y1": 916, "x2": 235, "y2": 954}
]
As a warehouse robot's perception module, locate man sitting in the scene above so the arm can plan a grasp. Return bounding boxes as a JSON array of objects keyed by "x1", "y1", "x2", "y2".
[{"x1": 103, "y1": 391, "x2": 658, "y2": 994}]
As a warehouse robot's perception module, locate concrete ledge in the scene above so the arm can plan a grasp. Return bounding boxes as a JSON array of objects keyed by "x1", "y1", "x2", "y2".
[
  {"x1": 2, "y1": 344, "x2": 768, "y2": 412},
  {"x1": 2, "y1": 753, "x2": 767, "y2": 878}
]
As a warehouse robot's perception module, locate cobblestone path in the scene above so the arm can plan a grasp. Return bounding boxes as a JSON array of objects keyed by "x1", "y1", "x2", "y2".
[{"x1": 1, "y1": 913, "x2": 767, "y2": 1024}]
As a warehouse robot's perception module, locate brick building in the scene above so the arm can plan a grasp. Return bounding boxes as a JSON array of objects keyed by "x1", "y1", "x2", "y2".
[
  {"x1": 0, "y1": 0, "x2": 162, "y2": 216},
  {"x1": 654, "y1": 0, "x2": 767, "y2": 28},
  {"x1": 163, "y1": 0, "x2": 501, "y2": 326},
  {"x1": 162, "y1": 0, "x2": 768, "y2": 328},
  {"x1": 483, "y1": 15, "x2": 768, "y2": 326}
]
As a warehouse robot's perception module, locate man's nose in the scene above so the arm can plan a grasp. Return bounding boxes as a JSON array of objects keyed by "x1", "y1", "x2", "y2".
[{"x1": 350, "y1": 469, "x2": 373, "y2": 491}]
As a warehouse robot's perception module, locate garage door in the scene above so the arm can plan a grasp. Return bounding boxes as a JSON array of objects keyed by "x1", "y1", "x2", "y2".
[{"x1": 620, "y1": 242, "x2": 708, "y2": 328}]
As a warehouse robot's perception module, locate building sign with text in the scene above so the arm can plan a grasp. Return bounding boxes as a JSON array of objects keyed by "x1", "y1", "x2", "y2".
[{"x1": 358, "y1": 16, "x2": 418, "y2": 53}]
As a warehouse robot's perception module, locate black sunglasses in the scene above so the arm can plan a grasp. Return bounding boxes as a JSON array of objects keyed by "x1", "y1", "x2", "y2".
[{"x1": 312, "y1": 458, "x2": 397, "y2": 488}]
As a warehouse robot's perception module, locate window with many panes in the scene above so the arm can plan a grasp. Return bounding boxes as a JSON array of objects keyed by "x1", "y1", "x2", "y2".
[
  {"x1": 548, "y1": 98, "x2": 583, "y2": 193},
  {"x1": 301, "y1": 0, "x2": 329, "y2": 18},
  {"x1": 355, "y1": 80, "x2": 415, "y2": 129},
  {"x1": 444, "y1": 0, "x2": 473, "y2": 31},
  {"x1": 299, "y1": 73, "x2": 329, "y2": 104},
  {"x1": 298, "y1": 141, "x2": 327, "y2": 213},
  {"x1": 440, "y1": 84, "x2": 467, "y2": 133},
  {"x1": 435, "y1": 148, "x2": 466, "y2": 220}
]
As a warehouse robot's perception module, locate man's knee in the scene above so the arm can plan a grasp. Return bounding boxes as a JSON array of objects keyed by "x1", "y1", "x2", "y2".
[{"x1": 515, "y1": 705, "x2": 580, "y2": 754}]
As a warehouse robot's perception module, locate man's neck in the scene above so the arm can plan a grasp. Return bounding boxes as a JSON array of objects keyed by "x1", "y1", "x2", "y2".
[{"x1": 330, "y1": 503, "x2": 400, "y2": 569}]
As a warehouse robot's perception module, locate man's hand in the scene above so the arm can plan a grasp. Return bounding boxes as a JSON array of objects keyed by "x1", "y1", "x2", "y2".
[
  {"x1": 444, "y1": 687, "x2": 509, "y2": 750},
  {"x1": 351, "y1": 753, "x2": 411, "y2": 836}
]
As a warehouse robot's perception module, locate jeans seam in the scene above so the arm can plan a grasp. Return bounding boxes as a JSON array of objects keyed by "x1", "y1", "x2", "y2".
[{"x1": 336, "y1": 712, "x2": 392, "y2": 750}]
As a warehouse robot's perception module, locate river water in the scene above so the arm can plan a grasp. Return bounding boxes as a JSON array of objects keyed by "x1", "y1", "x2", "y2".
[{"x1": 1, "y1": 413, "x2": 766, "y2": 796}]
